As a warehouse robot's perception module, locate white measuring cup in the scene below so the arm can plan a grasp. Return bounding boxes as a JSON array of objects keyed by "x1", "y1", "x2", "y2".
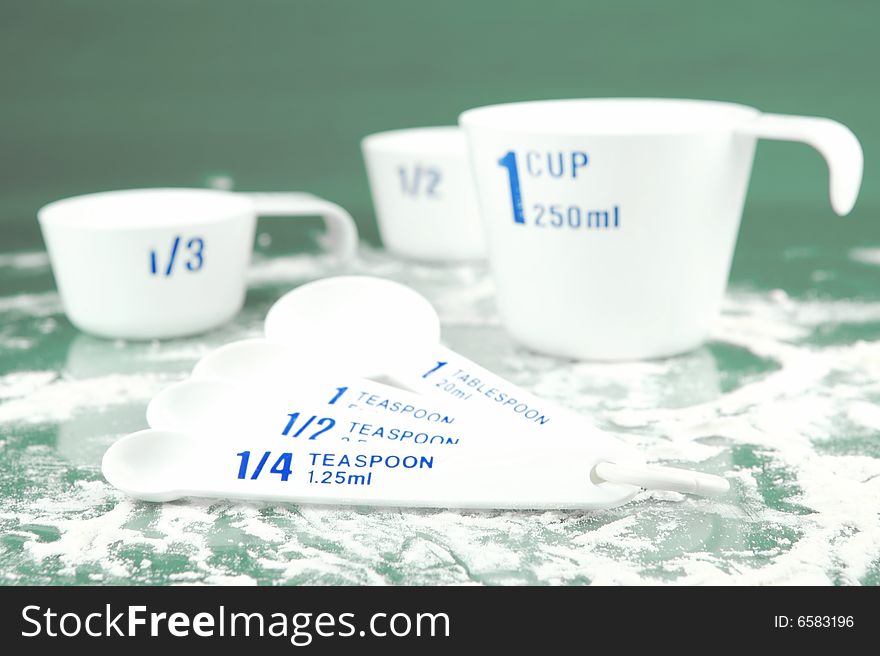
[
  {"x1": 362, "y1": 127, "x2": 486, "y2": 261},
  {"x1": 38, "y1": 188, "x2": 359, "y2": 339},
  {"x1": 459, "y1": 98, "x2": 863, "y2": 360}
]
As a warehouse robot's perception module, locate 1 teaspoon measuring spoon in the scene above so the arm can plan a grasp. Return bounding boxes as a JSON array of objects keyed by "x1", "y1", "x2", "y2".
[{"x1": 147, "y1": 377, "x2": 558, "y2": 456}]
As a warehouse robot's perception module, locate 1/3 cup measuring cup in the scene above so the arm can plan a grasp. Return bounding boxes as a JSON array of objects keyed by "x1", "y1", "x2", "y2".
[
  {"x1": 362, "y1": 127, "x2": 486, "y2": 261},
  {"x1": 37, "y1": 188, "x2": 359, "y2": 339},
  {"x1": 459, "y1": 98, "x2": 864, "y2": 360}
]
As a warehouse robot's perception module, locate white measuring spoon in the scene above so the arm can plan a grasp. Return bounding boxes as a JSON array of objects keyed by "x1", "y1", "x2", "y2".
[
  {"x1": 264, "y1": 277, "x2": 440, "y2": 381},
  {"x1": 262, "y1": 276, "x2": 730, "y2": 496},
  {"x1": 102, "y1": 428, "x2": 724, "y2": 507},
  {"x1": 262, "y1": 276, "x2": 593, "y2": 427},
  {"x1": 191, "y1": 338, "x2": 480, "y2": 427}
]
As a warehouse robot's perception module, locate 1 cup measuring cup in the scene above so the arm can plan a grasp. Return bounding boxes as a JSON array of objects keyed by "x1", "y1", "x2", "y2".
[
  {"x1": 459, "y1": 98, "x2": 864, "y2": 360},
  {"x1": 362, "y1": 127, "x2": 485, "y2": 261},
  {"x1": 37, "y1": 188, "x2": 359, "y2": 340}
]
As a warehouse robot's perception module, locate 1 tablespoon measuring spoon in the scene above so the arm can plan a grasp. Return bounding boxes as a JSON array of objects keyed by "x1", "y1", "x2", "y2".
[
  {"x1": 102, "y1": 428, "x2": 724, "y2": 507},
  {"x1": 188, "y1": 338, "x2": 595, "y2": 446},
  {"x1": 263, "y1": 276, "x2": 653, "y2": 432},
  {"x1": 263, "y1": 275, "x2": 553, "y2": 425}
]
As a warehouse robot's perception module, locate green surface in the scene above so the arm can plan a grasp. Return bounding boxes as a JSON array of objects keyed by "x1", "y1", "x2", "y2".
[{"x1": 1, "y1": 1, "x2": 879, "y2": 585}]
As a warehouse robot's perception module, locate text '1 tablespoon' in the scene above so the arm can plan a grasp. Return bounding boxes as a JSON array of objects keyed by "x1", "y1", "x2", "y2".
[{"x1": 263, "y1": 276, "x2": 599, "y2": 430}]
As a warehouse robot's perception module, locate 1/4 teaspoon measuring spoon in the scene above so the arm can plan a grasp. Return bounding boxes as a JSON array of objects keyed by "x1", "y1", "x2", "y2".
[{"x1": 102, "y1": 427, "x2": 726, "y2": 507}]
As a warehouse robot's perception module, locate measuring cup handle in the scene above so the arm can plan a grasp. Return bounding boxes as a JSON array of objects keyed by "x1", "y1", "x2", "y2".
[
  {"x1": 243, "y1": 192, "x2": 359, "y2": 261},
  {"x1": 736, "y1": 113, "x2": 863, "y2": 216}
]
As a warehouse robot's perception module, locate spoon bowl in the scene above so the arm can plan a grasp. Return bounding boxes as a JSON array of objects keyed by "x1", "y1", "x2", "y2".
[
  {"x1": 191, "y1": 338, "x2": 297, "y2": 382},
  {"x1": 102, "y1": 429, "x2": 197, "y2": 502},
  {"x1": 147, "y1": 378, "x2": 254, "y2": 436},
  {"x1": 264, "y1": 276, "x2": 441, "y2": 378}
]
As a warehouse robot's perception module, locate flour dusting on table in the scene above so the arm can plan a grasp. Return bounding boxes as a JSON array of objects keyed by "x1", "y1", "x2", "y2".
[{"x1": 1, "y1": 247, "x2": 879, "y2": 585}]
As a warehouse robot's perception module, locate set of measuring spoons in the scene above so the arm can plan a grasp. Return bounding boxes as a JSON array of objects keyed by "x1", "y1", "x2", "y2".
[{"x1": 102, "y1": 276, "x2": 729, "y2": 510}]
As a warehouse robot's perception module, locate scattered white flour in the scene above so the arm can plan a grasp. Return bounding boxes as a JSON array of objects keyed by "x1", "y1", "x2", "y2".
[
  {"x1": 850, "y1": 247, "x2": 880, "y2": 266},
  {"x1": 0, "y1": 371, "x2": 57, "y2": 400},
  {"x1": 0, "y1": 373, "x2": 170, "y2": 425},
  {"x1": 1, "y1": 245, "x2": 879, "y2": 584},
  {"x1": 0, "y1": 291, "x2": 62, "y2": 316},
  {"x1": 0, "y1": 251, "x2": 50, "y2": 270}
]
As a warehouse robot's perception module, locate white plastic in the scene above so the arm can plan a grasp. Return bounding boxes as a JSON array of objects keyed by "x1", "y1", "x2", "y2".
[
  {"x1": 101, "y1": 332, "x2": 728, "y2": 505},
  {"x1": 593, "y1": 462, "x2": 729, "y2": 497},
  {"x1": 261, "y1": 277, "x2": 729, "y2": 497},
  {"x1": 362, "y1": 127, "x2": 486, "y2": 261},
  {"x1": 146, "y1": 376, "x2": 632, "y2": 471},
  {"x1": 735, "y1": 113, "x2": 863, "y2": 215},
  {"x1": 458, "y1": 98, "x2": 863, "y2": 360},
  {"x1": 188, "y1": 339, "x2": 574, "y2": 444},
  {"x1": 101, "y1": 428, "x2": 636, "y2": 508},
  {"x1": 37, "y1": 188, "x2": 359, "y2": 340},
  {"x1": 155, "y1": 369, "x2": 558, "y2": 449},
  {"x1": 192, "y1": 343, "x2": 644, "y2": 505},
  {"x1": 265, "y1": 276, "x2": 440, "y2": 379},
  {"x1": 262, "y1": 277, "x2": 590, "y2": 426}
]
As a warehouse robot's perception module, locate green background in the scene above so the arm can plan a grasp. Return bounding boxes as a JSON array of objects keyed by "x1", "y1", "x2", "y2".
[
  {"x1": 1, "y1": 0, "x2": 877, "y2": 267},
  {"x1": 1, "y1": 0, "x2": 879, "y2": 586}
]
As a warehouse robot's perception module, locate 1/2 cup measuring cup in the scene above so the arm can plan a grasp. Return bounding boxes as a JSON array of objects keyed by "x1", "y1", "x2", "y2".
[
  {"x1": 362, "y1": 127, "x2": 485, "y2": 261},
  {"x1": 459, "y1": 98, "x2": 863, "y2": 360},
  {"x1": 37, "y1": 188, "x2": 358, "y2": 339}
]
